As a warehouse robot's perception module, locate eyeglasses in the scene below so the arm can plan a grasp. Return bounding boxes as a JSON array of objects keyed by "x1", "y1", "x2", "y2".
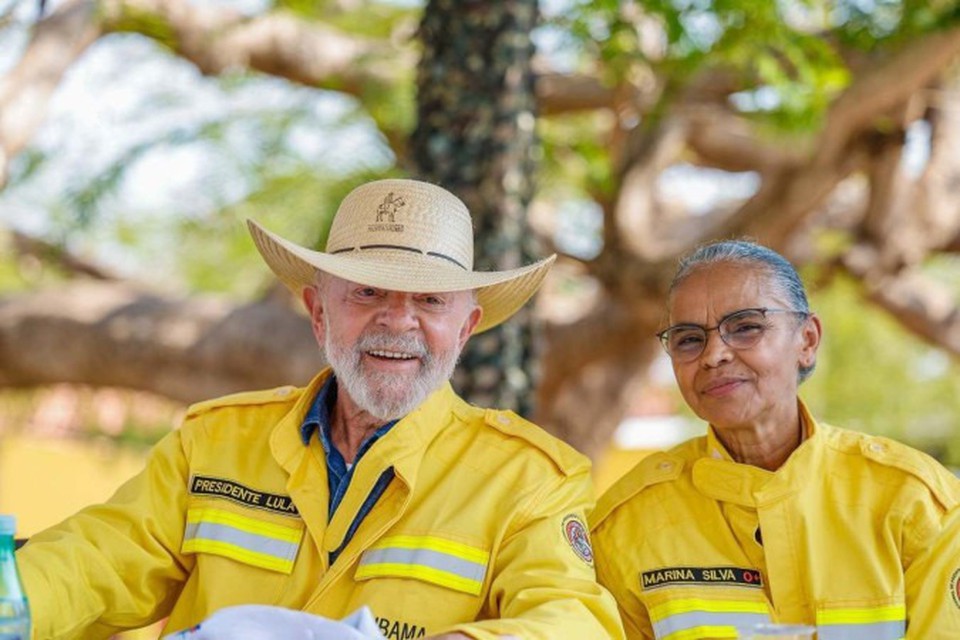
[{"x1": 656, "y1": 307, "x2": 809, "y2": 363}]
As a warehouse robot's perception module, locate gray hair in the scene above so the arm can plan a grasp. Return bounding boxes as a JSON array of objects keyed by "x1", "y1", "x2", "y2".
[{"x1": 670, "y1": 239, "x2": 816, "y2": 382}]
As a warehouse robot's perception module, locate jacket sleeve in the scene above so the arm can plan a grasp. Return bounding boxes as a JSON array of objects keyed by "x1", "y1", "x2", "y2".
[
  {"x1": 16, "y1": 428, "x2": 193, "y2": 640},
  {"x1": 441, "y1": 467, "x2": 626, "y2": 640},
  {"x1": 903, "y1": 501, "x2": 960, "y2": 639},
  {"x1": 593, "y1": 525, "x2": 654, "y2": 640}
]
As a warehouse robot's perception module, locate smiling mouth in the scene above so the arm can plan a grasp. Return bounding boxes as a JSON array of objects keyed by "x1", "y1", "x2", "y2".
[
  {"x1": 703, "y1": 379, "x2": 743, "y2": 395},
  {"x1": 366, "y1": 350, "x2": 419, "y2": 361}
]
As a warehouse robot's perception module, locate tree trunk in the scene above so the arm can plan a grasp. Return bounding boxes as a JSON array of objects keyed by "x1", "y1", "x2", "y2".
[{"x1": 411, "y1": 0, "x2": 541, "y2": 417}]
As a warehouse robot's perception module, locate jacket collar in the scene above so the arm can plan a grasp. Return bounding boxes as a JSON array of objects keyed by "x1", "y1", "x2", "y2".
[
  {"x1": 269, "y1": 369, "x2": 467, "y2": 557},
  {"x1": 702, "y1": 399, "x2": 819, "y2": 461},
  {"x1": 693, "y1": 399, "x2": 822, "y2": 506},
  {"x1": 270, "y1": 369, "x2": 463, "y2": 465}
]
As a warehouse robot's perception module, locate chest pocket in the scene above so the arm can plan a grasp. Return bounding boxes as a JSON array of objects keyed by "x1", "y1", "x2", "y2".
[
  {"x1": 355, "y1": 535, "x2": 490, "y2": 596},
  {"x1": 182, "y1": 506, "x2": 305, "y2": 574}
]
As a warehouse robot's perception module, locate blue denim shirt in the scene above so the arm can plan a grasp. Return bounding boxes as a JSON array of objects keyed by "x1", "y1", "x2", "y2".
[{"x1": 300, "y1": 375, "x2": 397, "y2": 563}]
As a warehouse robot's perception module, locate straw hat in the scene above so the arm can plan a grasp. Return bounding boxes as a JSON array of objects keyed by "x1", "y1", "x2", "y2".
[{"x1": 247, "y1": 178, "x2": 555, "y2": 333}]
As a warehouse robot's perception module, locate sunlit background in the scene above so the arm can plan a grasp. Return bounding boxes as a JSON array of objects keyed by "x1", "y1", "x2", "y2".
[{"x1": 2, "y1": 6, "x2": 959, "y2": 640}]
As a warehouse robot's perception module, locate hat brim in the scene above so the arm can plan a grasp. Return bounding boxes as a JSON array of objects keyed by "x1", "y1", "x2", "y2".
[{"x1": 248, "y1": 219, "x2": 555, "y2": 334}]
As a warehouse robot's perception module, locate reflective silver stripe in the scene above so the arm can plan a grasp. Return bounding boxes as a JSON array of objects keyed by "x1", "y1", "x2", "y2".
[
  {"x1": 184, "y1": 521, "x2": 299, "y2": 563},
  {"x1": 653, "y1": 611, "x2": 770, "y2": 640},
  {"x1": 817, "y1": 620, "x2": 905, "y2": 640},
  {"x1": 358, "y1": 547, "x2": 486, "y2": 583}
]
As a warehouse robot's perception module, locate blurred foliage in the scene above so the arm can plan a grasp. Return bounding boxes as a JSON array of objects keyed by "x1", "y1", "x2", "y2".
[
  {"x1": 321, "y1": 0, "x2": 420, "y2": 39},
  {"x1": 539, "y1": 111, "x2": 617, "y2": 199},
  {"x1": 833, "y1": 0, "x2": 960, "y2": 45},
  {"x1": 558, "y1": 0, "x2": 847, "y2": 130},
  {"x1": 803, "y1": 273, "x2": 960, "y2": 467},
  {"x1": 110, "y1": 6, "x2": 178, "y2": 51},
  {"x1": 360, "y1": 74, "x2": 418, "y2": 141},
  {"x1": 274, "y1": 0, "x2": 420, "y2": 136},
  {"x1": 555, "y1": 0, "x2": 960, "y2": 134}
]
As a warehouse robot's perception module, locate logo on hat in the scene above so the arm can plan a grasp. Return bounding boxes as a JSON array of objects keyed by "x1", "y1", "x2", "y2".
[
  {"x1": 562, "y1": 514, "x2": 594, "y2": 566},
  {"x1": 369, "y1": 192, "x2": 406, "y2": 232}
]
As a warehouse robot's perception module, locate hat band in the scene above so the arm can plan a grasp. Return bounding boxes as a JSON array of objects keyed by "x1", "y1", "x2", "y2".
[{"x1": 331, "y1": 244, "x2": 468, "y2": 270}]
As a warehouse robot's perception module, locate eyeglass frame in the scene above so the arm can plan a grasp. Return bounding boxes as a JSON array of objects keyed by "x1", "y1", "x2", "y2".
[{"x1": 656, "y1": 307, "x2": 810, "y2": 363}]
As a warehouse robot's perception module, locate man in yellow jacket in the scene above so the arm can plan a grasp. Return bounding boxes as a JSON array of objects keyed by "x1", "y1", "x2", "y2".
[{"x1": 17, "y1": 179, "x2": 624, "y2": 640}]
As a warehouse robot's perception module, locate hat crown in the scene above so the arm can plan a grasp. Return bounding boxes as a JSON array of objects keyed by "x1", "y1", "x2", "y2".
[{"x1": 326, "y1": 179, "x2": 474, "y2": 271}]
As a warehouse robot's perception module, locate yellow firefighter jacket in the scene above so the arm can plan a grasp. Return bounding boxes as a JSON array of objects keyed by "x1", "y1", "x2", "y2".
[
  {"x1": 18, "y1": 370, "x2": 624, "y2": 640},
  {"x1": 590, "y1": 401, "x2": 960, "y2": 640}
]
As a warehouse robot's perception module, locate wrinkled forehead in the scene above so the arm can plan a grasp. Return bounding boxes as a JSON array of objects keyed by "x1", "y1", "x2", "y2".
[{"x1": 667, "y1": 261, "x2": 787, "y2": 322}]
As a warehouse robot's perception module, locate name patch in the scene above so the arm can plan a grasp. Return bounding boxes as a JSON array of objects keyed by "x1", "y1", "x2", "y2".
[
  {"x1": 641, "y1": 566, "x2": 763, "y2": 591},
  {"x1": 376, "y1": 617, "x2": 426, "y2": 639},
  {"x1": 189, "y1": 475, "x2": 299, "y2": 517}
]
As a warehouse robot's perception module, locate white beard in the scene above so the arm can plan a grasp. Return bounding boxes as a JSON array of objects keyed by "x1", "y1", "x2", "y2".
[{"x1": 324, "y1": 320, "x2": 461, "y2": 421}]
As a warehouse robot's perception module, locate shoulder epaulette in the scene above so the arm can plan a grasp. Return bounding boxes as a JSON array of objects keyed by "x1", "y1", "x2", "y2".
[
  {"x1": 186, "y1": 385, "x2": 302, "y2": 419},
  {"x1": 483, "y1": 409, "x2": 590, "y2": 477},
  {"x1": 852, "y1": 432, "x2": 960, "y2": 510},
  {"x1": 590, "y1": 451, "x2": 684, "y2": 529}
]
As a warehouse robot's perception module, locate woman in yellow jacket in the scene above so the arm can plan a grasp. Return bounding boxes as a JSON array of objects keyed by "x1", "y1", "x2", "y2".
[{"x1": 591, "y1": 240, "x2": 960, "y2": 640}]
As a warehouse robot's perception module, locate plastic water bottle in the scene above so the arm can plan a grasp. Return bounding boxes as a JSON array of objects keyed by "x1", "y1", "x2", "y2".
[{"x1": 0, "y1": 515, "x2": 30, "y2": 640}]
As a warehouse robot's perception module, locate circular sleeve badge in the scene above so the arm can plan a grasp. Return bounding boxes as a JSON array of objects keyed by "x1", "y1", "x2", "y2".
[
  {"x1": 562, "y1": 514, "x2": 594, "y2": 566},
  {"x1": 951, "y1": 568, "x2": 960, "y2": 610}
]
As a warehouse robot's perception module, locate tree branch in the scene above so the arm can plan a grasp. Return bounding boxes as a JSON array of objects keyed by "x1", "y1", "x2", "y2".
[
  {"x1": 840, "y1": 248, "x2": 960, "y2": 356},
  {"x1": 819, "y1": 26, "x2": 960, "y2": 164},
  {"x1": 0, "y1": 281, "x2": 323, "y2": 403},
  {"x1": 0, "y1": 0, "x2": 101, "y2": 185},
  {"x1": 101, "y1": 0, "x2": 414, "y2": 95},
  {"x1": 11, "y1": 230, "x2": 119, "y2": 280}
]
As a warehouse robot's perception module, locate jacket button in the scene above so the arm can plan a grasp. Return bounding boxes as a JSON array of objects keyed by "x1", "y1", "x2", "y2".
[
  {"x1": 868, "y1": 442, "x2": 884, "y2": 452},
  {"x1": 497, "y1": 415, "x2": 510, "y2": 425},
  {"x1": 658, "y1": 461, "x2": 673, "y2": 471}
]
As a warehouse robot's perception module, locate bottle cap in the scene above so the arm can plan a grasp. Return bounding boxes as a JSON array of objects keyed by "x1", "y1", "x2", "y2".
[{"x1": 0, "y1": 514, "x2": 16, "y2": 536}]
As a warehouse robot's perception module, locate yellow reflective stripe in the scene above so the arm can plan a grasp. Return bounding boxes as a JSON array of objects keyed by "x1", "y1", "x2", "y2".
[
  {"x1": 649, "y1": 598, "x2": 769, "y2": 622},
  {"x1": 370, "y1": 535, "x2": 489, "y2": 564},
  {"x1": 357, "y1": 535, "x2": 490, "y2": 595},
  {"x1": 662, "y1": 625, "x2": 738, "y2": 640},
  {"x1": 182, "y1": 538, "x2": 294, "y2": 573},
  {"x1": 355, "y1": 561, "x2": 482, "y2": 595},
  {"x1": 817, "y1": 604, "x2": 906, "y2": 625},
  {"x1": 187, "y1": 507, "x2": 302, "y2": 543}
]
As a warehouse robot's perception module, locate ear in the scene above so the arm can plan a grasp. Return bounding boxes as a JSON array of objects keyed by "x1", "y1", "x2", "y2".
[
  {"x1": 798, "y1": 312, "x2": 822, "y2": 369},
  {"x1": 302, "y1": 285, "x2": 325, "y2": 346},
  {"x1": 457, "y1": 303, "x2": 484, "y2": 350}
]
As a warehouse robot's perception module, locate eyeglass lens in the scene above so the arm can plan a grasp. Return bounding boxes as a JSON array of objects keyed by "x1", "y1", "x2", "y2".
[{"x1": 663, "y1": 309, "x2": 770, "y2": 362}]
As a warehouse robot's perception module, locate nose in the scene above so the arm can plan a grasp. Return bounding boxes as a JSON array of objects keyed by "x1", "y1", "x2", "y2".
[
  {"x1": 376, "y1": 292, "x2": 420, "y2": 332},
  {"x1": 699, "y1": 329, "x2": 733, "y2": 368}
]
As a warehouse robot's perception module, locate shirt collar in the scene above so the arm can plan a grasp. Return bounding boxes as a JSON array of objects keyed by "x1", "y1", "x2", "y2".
[
  {"x1": 300, "y1": 374, "x2": 338, "y2": 445},
  {"x1": 299, "y1": 374, "x2": 400, "y2": 450}
]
